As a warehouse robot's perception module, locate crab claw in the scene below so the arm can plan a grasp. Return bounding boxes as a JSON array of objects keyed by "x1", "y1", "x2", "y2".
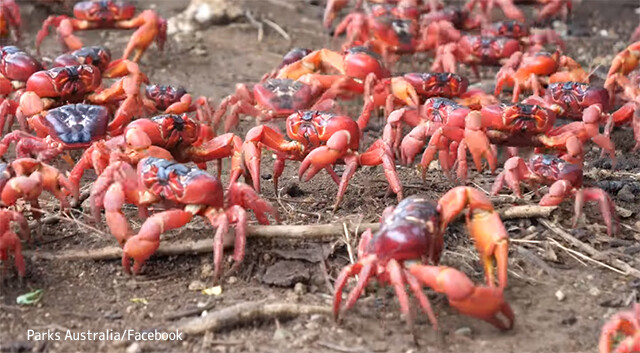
[
  {"x1": 438, "y1": 186, "x2": 509, "y2": 289},
  {"x1": 123, "y1": 209, "x2": 193, "y2": 275},
  {"x1": 458, "y1": 111, "x2": 497, "y2": 180},
  {"x1": 298, "y1": 130, "x2": 351, "y2": 182},
  {"x1": 490, "y1": 157, "x2": 531, "y2": 198},
  {"x1": 408, "y1": 265, "x2": 515, "y2": 331},
  {"x1": 227, "y1": 182, "x2": 279, "y2": 224}
]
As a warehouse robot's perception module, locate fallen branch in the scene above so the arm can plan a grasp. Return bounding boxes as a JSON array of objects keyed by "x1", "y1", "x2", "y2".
[
  {"x1": 540, "y1": 219, "x2": 640, "y2": 278},
  {"x1": 172, "y1": 300, "x2": 331, "y2": 334},
  {"x1": 25, "y1": 205, "x2": 555, "y2": 262}
]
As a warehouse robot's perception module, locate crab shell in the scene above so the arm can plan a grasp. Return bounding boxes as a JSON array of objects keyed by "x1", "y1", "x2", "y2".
[
  {"x1": 43, "y1": 104, "x2": 110, "y2": 148},
  {"x1": 343, "y1": 46, "x2": 390, "y2": 80},
  {"x1": 26, "y1": 65, "x2": 101, "y2": 100},
  {"x1": 286, "y1": 110, "x2": 360, "y2": 150},
  {"x1": 73, "y1": 0, "x2": 136, "y2": 22},
  {"x1": 403, "y1": 72, "x2": 469, "y2": 98},
  {"x1": 0, "y1": 46, "x2": 43, "y2": 82},
  {"x1": 53, "y1": 46, "x2": 112, "y2": 73},
  {"x1": 545, "y1": 82, "x2": 610, "y2": 120},
  {"x1": 138, "y1": 157, "x2": 223, "y2": 207},
  {"x1": 254, "y1": 79, "x2": 314, "y2": 114},
  {"x1": 481, "y1": 103, "x2": 556, "y2": 134},
  {"x1": 366, "y1": 195, "x2": 443, "y2": 263},
  {"x1": 422, "y1": 97, "x2": 470, "y2": 126},
  {"x1": 484, "y1": 20, "x2": 530, "y2": 39},
  {"x1": 145, "y1": 84, "x2": 187, "y2": 111},
  {"x1": 459, "y1": 36, "x2": 520, "y2": 65},
  {"x1": 528, "y1": 154, "x2": 583, "y2": 187}
]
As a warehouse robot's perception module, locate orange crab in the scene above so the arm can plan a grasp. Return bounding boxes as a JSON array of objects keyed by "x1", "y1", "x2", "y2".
[{"x1": 36, "y1": 0, "x2": 167, "y2": 62}]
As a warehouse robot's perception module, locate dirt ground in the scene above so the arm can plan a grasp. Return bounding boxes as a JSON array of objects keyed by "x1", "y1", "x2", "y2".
[{"x1": 1, "y1": 0, "x2": 640, "y2": 352}]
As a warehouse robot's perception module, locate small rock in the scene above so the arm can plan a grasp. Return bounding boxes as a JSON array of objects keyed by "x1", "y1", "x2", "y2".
[
  {"x1": 262, "y1": 260, "x2": 310, "y2": 287},
  {"x1": 293, "y1": 282, "x2": 307, "y2": 295},
  {"x1": 555, "y1": 289, "x2": 566, "y2": 301},
  {"x1": 168, "y1": 0, "x2": 243, "y2": 35},
  {"x1": 200, "y1": 263, "x2": 213, "y2": 278},
  {"x1": 226, "y1": 276, "x2": 238, "y2": 284},
  {"x1": 589, "y1": 287, "x2": 601, "y2": 297},
  {"x1": 617, "y1": 185, "x2": 636, "y2": 202},
  {"x1": 126, "y1": 342, "x2": 141, "y2": 353},
  {"x1": 454, "y1": 327, "x2": 472, "y2": 338},
  {"x1": 599, "y1": 29, "x2": 609, "y2": 37},
  {"x1": 188, "y1": 280, "x2": 207, "y2": 291}
]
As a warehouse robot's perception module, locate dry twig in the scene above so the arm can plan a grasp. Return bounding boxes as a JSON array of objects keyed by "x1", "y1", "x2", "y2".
[
  {"x1": 172, "y1": 300, "x2": 330, "y2": 334},
  {"x1": 540, "y1": 219, "x2": 640, "y2": 278},
  {"x1": 25, "y1": 205, "x2": 556, "y2": 262}
]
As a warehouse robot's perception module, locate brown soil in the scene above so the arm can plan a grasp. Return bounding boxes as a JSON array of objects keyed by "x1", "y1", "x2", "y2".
[{"x1": 2, "y1": 1, "x2": 640, "y2": 352}]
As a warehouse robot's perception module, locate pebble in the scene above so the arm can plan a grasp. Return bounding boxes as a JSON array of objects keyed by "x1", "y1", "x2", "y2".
[
  {"x1": 589, "y1": 287, "x2": 601, "y2": 297},
  {"x1": 454, "y1": 327, "x2": 473, "y2": 338},
  {"x1": 126, "y1": 342, "x2": 141, "y2": 353},
  {"x1": 293, "y1": 282, "x2": 307, "y2": 295},
  {"x1": 226, "y1": 276, "x2": 238, "y2": 284},
  {"x1": 555, "y1": 289, "x2": 566, "y2": 301},
  {"x1": 188, "y1": 280, "x2": 206, "y2": 291},
  {"x1": 200, "y1": 263, "x2": 213, "y2": 278},
  {"x1": 617, "y1": 184, "x2": 636, "y2": 202}
]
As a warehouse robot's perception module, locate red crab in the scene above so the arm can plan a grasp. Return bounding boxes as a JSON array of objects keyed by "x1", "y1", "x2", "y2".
[
  {"x1": 0, "y1": 157, "x2": 75, "y2": 224},
  {"x1": 491, "y1": 154, "x2": 618, "y2": 236},
  {"x1": 0, "y1": 46, "x2": 43, "y2": 132},
  {"x1": 430, "y1": 35, "x2": 520, "y2": 78},
  {"x1": 600, "y1": 75, "x2": 640, "y2": 150},
  {"x1": 274, "y1": 47, "x2": 390, "y2": 90},
  {"x1": 143, "y1": 84, "x2": 214, "y2": 126},
  {"x1": 36, "y1": 0, "x2": 167, "y2": 62},
  {"x1": 385, "y1": 97, "x2": 471, "y2": 174},
  {"x1": 53, "y1": 45, "x2": 112, "y2": 73},
  {"x1": 239, "y1": 109, "x2": 402, "y2": 211},
  {"x1": 481, "y1": 21, "x2": 565, "y2": 52},
  {"x1": 334, "y1": 189, "x2": 513, "y2": 330},
  {"x1": 0, "y1": 104, "x2": 110, "y2": 164},
  {"x1": 0, "y1": 0, "x2": 21, "y2": 42},
  {"x1": 419, "y1": 6, "x2": 483, "y2": 31},
  {"x1": 90, "y1": 157, "x2": 278, "y2": 281},
  {"x1": 494, "y1": 51, "x2": 587, "y2": 102},
  {"x1": 0, "y1": 208, "x2": 29, "y2": 278},
  {"x1": 483, "y1": 101, "x2": 613, "y2": 160},
  {"x1": 323, "y1": 0, "x2": 442, "y2": 28},
  {"x1": 599, "y1": 304, "x2": 640, "y2": 353},
  {"x1": 69, "y1": 113, "x2": 243, "y2": 194},
  {"x1": 214, "y1": 78, "x2": 346, "y2": 132},
  {"x1": 334, "y1": 10, "x2": 457, "y2": 63}
]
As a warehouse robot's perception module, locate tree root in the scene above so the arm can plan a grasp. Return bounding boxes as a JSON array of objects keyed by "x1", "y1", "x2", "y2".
[
  {"x1": 25, "y1": 205, "x2": 556, "y2": 262},
  {"x1": 172, "y1": 300, "x2": 331, "y2": 335}
]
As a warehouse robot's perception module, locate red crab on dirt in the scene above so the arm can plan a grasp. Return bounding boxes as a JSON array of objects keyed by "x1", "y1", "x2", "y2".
[
  {"x1": 69, "y1": 113, "x2": 243, "y2": 195},
  {"x1": 385, "y1": 97, "x2": 470, "y2": 174},
  {"x1": 0, "y1": 0, "x2": 21, "y2": 43},
  {"x1": 599, "y1": 303, "x2": 640, "y2": 353},
  {"x1": 430, "y1": 35, "x2": 520, "y2": 78},
  {"x1": 0, "y1": 103, "x2": 111, "y2": 164},
  {"x1": 53, "y1": 46, "x2": 112, "y2": 73},
  {"x1": 478, "y1": 96, "x2": 615, "y2": 163},
  {"x1": 0, "y1": 157, "x2": 75, "y2": 225},
  {"x1": 239, "y1": 108, "x2": 402, "y2": 212},
  {"x1": 333, "y1": 9, "x2": 457, "y2": 63},
  {"x1": 0, "y1": 208, "x2": 29, "y2": 278},
  {"x1": 323, "y1": 0, "x2": 442, "y2": 28},
  {"x1": 494, "y1": 51, "x2": 587, "y2": 102},
  {"x1": 143, "y1": 84, "x2": 214, "y2": 126},
  {"x1": 334, "y1": 188, "x2": 513, "y2": 330},
  {"x1": 90, "y1": 157, "x2": 278, "y2": 281},
  {"x1": 36, "y1": 0, "x2": 167, "y2": 62},
  {"x1": 481, "y1": 20, "x2": 565, "y2": 52},
  {"x1": 491, "y1": 154, "x2": 618, "y2": 236},
  {"x1": 214, "y1": 78, "x2": 347, "y2": 132},
  {"x1": 0, "y1": 45, "x2": 44, "y2": 132}
]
